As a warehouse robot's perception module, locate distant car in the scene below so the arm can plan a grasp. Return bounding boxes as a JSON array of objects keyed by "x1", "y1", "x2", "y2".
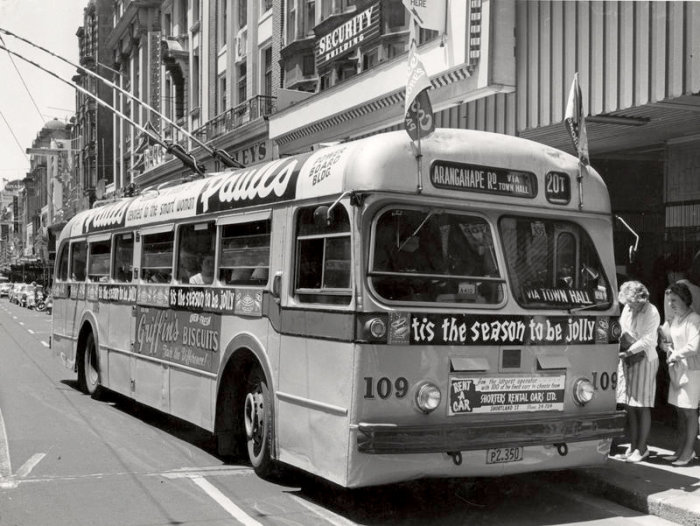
[{"x1": 0, "y1": 282, "x2": 11, "y2": 297}]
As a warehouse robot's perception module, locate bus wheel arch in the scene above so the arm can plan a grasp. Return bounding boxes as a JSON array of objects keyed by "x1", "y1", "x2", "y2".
[
  {"x1": 215, "y1": 343, "x2": 275, "y2": 475},
  {"x1": 76, "y1": 322, "x2": 102, "y2": 399}
]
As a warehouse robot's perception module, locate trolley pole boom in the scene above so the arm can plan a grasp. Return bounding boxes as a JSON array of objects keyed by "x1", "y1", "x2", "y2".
[
  {"x1": 0, "y1": 43, "x2": 206, "y2": 176},
  {"x1": 0, "y1": 27, "x2": 243, "y2": 169}
]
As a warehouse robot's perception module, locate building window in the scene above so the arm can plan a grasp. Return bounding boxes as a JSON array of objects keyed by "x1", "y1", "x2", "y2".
[
  {"x1": 386, "y1": 0, "x2": 405, "y2": 29},
  {"x1": 192, "y1": 52, "x2": 200, "y2": 110},
  {"x1": 302, "y1": 54, "x2": 315, "y2": 76},
  {"x1": 217, "y1": 0, "x2": 228, "y2": 49},
  {"x1": 238, "y1": 62, "x2": 247, "y2": 104},
  {"x1": 287, "y1": 2, "x2": 297, "y2": 43},
  {"x1": 261, "y1": 0, "x2": 272, "y2": 13},
  {"x1": 218, "y1": 75, "x2": 227, "y2": 114},
  {"x1": 238, "y1": 0, "x2": 247, "y2": 28},
  {"x1": 304, "y1": 0, "x2": 315, "y2": 35},
  {"x1": 192, "y1": 0, "x2": 201, "y2": 25},
  {"x1": 262, "y1": 47, "x2": 272, "y2": 97},
  {"x1": 362, "y1": 48, "x2": 378, "y2": 71}
]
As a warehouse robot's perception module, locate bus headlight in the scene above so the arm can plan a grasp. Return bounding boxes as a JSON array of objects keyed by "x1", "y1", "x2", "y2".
[
  {"x1": 573, "y1": 378, "x2": 595, "y2": 406},
  {"x1": 416, "y1": 383, "x2": 441, "y2": 413},
  {"x1": 366, "y1": 318, "x2": 387, "y2": 339}
]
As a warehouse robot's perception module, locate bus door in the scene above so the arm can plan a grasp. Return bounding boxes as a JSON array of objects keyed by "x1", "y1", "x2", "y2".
[
  {"x1": 52, "y1": 241, "x2": 70, "y2": 359},
  {"x1": 275, "y1": 202, "x2": 355, "y2": 480},
  {"x1": 66, "y1": 239, "x2": 88, "y2": 359},
  {"x1": 132, "y1": 224, "x2": 175, "y2": 411},
  {"x1": 87, "y1": 235, "x2": 112, "y2": 356},
  {"x1": 105, "y1": 232, "x2": 136, "y2": 396}
]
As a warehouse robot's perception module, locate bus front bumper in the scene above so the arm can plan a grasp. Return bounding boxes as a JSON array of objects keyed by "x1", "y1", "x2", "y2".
[{"x1": 357, "y1": 410, "x2": 625, "y2": 454}]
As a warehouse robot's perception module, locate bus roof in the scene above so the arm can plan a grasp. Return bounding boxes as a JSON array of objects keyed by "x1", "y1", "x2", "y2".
[{"x1": 59, "y1": 128, "x2": 609, "y2": 240}]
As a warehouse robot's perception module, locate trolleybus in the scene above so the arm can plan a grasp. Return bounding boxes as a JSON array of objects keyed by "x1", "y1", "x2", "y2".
[{"x1": 52, "y1": 128, "x2": 624, "y2": 487}]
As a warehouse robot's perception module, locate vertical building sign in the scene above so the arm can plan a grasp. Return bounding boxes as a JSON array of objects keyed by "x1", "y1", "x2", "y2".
[{"x1": 149, "y1": 31, "x2": 162, "y2": 133}]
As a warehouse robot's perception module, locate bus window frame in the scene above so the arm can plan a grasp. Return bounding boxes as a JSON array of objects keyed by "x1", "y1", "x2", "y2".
[
  {"x1": 292, "y1": 202, "x2": 353, "y2": 306},
  {"x1": 87, "y1": 233, "x2": 112, "y2": 283},
  {"x1": 176, "y1": 220, "x2": 217, "y2": 285},
  {"x1": 139, "y1": 224, "x2": 175, "y2": 284},
  {"x1": 69, "y1": 239, "x2": 88, "y2": 282},
  {"x1": 217, "y1": 212, "x2": 272, "y2": 288},
  {"x1": 112, "y1": 231, "x2": 135, "y2": 283},
  {"x1": 367, "y1": 204, "x2": 506, "y2": 307},
  {"x1": 56, "y1": 241, "x2": 70, "y2": 281}
]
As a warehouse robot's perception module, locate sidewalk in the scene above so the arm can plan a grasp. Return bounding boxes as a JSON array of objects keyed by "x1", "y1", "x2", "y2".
[{"x1": 551, "y1": 420, "x2": 700, "y2": 525}]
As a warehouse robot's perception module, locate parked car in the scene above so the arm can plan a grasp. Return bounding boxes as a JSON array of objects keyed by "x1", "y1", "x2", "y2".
[
  {"x1": 0, "y1": 282, "x2": 12, "y2": 297},
  {"x1": 17, "y1": 284, "x2": 36, "y2": 308}
]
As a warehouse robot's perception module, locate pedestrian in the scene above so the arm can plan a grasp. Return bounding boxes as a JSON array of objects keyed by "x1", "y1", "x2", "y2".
[
  {"x1": 659, "y1": 282, "x2": 700, "y2": 466},
  {"x1": 614, "y1": 281, "x2": 660, "y2": 463}
]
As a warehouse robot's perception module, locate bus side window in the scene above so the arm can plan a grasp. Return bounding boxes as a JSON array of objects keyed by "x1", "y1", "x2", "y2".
[
  {"x1": 177, "y1": 221, "x2": 216, "y2": 285},
  {"x1": 88, "y1": 240, "x2": 111, "y2": 282},
  {"x1": 57, "y1": 243, "x2": 69, "y2": 281},
  {"x1": 141, "y1": 232, "x2": 174, "y2": 283},
  {"x1": 70, "y1": 241, "x2": 87, "y2": 282},
  {"x1": 219, "y1": 219, "x2": 271, "y2": 286},
  {"x1": 112, "y1": 233, "x2": 134, "y2": 283},
  {"x1": 294, "y1": 204, "x2": 351, "y2": 305}
]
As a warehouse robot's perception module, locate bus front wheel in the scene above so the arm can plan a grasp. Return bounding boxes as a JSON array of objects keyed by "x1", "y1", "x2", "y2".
[
  {"x1": 78, "y1": 332, "x2": 102, "y2": 399},
  {"x1": 243, "y1": 368, "x2": 274, "y2": 477}
]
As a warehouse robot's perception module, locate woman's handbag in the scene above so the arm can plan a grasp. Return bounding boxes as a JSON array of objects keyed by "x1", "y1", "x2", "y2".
[
  {"x1": 619, "y1": 332, "x2": 645, "y2": 366},
  {"x1": 669, "y1": 359, "x2": 689, "y2": 388}
]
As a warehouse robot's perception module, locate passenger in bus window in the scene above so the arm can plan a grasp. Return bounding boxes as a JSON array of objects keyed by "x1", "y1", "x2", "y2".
[{"x1": 190, "y1": 255, "x2": 214, "y2": 285}]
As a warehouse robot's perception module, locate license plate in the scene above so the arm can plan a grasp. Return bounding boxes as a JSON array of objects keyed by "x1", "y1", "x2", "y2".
[{"x1": 486, "y1": 446, "x2": 523, "y2": 464}]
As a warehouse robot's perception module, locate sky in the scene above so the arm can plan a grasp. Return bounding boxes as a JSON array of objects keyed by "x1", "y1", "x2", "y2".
[{"x1": 0, "y1": 0, "x2": 87, "y2": 186}]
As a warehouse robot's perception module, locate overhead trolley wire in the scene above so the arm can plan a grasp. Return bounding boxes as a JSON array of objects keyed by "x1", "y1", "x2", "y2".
[
  {"x1": 0, "y1": 27, "x2": 244, "y2": 169},
  {"x1": 0, "y1": 33, "x2": 45, "y2": 124},
  {"x1": 0, "y1": 110, "x2": 29, "y2": 161},
  {"x1": 0, "y1": 42, "x2": 206, "y2": 177}
]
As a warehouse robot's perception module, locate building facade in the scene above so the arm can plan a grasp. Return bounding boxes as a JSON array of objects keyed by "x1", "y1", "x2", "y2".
[{"x1": 37, "y1": 0, "x2": 700, "y2": 298}]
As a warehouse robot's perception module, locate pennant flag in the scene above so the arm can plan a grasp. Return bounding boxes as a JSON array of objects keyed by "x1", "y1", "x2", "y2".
[
  {"x1": 401, "y1": 0, "x2": 447, "y2": 32},
  {"x1": 564, "y1": 72, "x2": 589, "y2": 165},
  {"x1": 404, "y1": 36, "x2": 434, "y2": 142}
]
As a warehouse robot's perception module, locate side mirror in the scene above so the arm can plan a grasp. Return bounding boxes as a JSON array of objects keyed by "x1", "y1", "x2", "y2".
[
  {"x1": 313, "y1": 205, "x2": 332, "y2": 227},
  {"x1": 628, "y1": 245, "x2": 637, "y2": 264}
]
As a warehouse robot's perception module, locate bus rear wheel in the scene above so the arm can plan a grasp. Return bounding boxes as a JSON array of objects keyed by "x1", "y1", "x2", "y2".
[
  {"x1": 78, "y1": 332, "x2": 102, "y2": 399},
  {"x1": 243, "y1": 368, "x2": 274, "y2": 477}
]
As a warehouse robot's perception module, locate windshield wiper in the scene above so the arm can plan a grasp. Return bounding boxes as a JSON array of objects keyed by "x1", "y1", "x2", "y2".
[
  {"x1": 397, "y1": 210, "x2": 442, "y2": 251},
  {"x1": 569, "y1": 301, "x2": 612, "y2": 314}
]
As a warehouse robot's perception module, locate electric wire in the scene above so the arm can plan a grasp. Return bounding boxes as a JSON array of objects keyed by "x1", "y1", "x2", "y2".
[
  {"x1": 0, "y1": 34, "x2": 45, "y2": 124},
  {"x1": 0, "y1": 110, "x2": 29, "y2": 161},
  {"x1": 0, "y1": 27, "x2": 243, "y2": 168},
  {"x1": 0, "y1": 43, "x2": 206, "y2": 177}
]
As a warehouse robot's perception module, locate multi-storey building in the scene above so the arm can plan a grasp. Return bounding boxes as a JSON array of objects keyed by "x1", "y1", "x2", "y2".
[
  {"x1": 87, "y1": 0, "x2": 700, "y2": 297},
  {"x1": 73, "y1": 0, "x2": 114, "y2": 207}
]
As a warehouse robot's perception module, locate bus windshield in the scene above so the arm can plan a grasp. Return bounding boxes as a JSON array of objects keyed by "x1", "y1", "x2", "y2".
[
  {"x1": 499, "y1": 216, "x2": 612, "y2": 308},
  {"x1": 370, "y1": 207, "x2": 503, "y2": 304}
]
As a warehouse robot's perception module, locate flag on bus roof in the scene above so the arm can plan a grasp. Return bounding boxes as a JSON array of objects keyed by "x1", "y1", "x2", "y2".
[
  {"x1": 404, "y1": 31, "x2": 434, "y2": 142},
  {"x1": 564, "y1": 72, "x2": 589, "y2": 165}
]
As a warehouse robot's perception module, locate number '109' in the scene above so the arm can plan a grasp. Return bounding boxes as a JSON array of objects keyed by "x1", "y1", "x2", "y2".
[{"x1": 364, "y1": 377, "x2": 408, "y2": 399}]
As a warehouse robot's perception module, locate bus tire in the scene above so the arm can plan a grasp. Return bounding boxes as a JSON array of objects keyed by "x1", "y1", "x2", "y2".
[
  {"x1": 243, "y1": 367, "x2": 274, "y2": 477},
  {"x1": 78, "y1": 332, "x2": 102, "y2": 399}
]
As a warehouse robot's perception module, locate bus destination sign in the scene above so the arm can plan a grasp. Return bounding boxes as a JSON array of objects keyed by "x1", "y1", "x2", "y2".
[{"x1": 431, "y1": 161, "x2": 537, "y2": 198}]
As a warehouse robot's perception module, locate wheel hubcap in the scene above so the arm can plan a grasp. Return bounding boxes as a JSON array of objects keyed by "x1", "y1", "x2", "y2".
[{"x1": 244, "y1": 391, "x2": 264, "y2": 444}]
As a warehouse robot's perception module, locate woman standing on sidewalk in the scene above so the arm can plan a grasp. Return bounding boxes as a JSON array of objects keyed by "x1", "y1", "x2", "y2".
[
  {"x1": 660, "y1": 282, "x2": 700, "y2": 466},
  {"x1": 616, "y1": 281, "x2": 660, "y2": 463}
]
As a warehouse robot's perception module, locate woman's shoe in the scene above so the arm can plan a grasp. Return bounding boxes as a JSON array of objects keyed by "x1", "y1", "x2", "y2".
[
  {"x1": 626, "y1": 449, "x2": 650, "y2": 463},
  {"x1": 671, "y1": 454, "x2": 696, "y2": 467},
  {"x1": 661, "y1": 454, "x2": 679, "y2": 462},
  {"x1": 612, "y1": 446, "x2": 632, "y2": 460}
]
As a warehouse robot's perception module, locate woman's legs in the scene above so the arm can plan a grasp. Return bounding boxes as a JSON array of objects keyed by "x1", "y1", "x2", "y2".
[
  {"x1": 627, "y1": 407, "x2": 640, "y2": 452},
  {"x1": 677, "y1": 408, "x2": 698, "y2": 462},
  {"x1": 630, "y1": 406, "x2": 651, "y2": 453}
]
